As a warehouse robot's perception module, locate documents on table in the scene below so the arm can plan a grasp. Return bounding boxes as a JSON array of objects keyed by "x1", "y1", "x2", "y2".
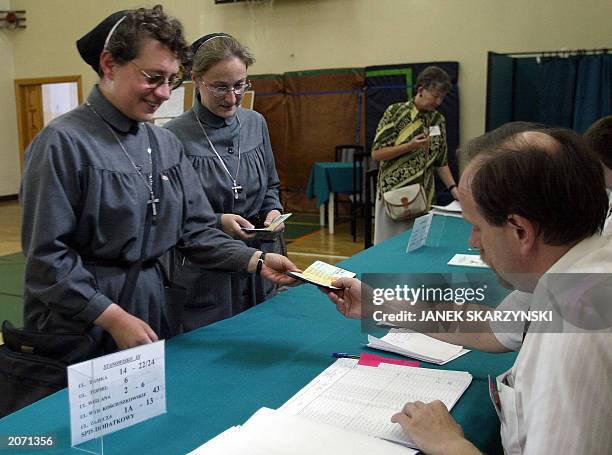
[
  {"x1": 447, "y1": 253, "x2": 489, "y2": 268},
  {"x1": 280, "y1": 358, "x2": 472, "y2": 449},
  {"x1": 189, "y1": 407, "x2": 413, "y2": 455},
  {"x1": 192, "y1": 359, "x2": 472, "y2": 454},
  {"x1": 368, "y1": 328, "x2": 470, "y2": 365},
  {"x1": 287, "y1": 260, "x2": 355, "y2": 289},
  {"x1": 430, "y1": 200, "x2": 463, "y2": 218},
  {"x1": 241, "y1": 213, "x2": 292, "y2": 233}
]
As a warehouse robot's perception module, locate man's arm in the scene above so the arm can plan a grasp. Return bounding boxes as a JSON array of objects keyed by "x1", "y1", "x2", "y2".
[{"x1": 324, "y1": 277, "x2": 511, "y2": 353}]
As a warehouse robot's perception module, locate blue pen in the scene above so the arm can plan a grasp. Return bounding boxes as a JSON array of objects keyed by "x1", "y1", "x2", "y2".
[{"x1": 332, "y1": 352, "x2": 360, "y2": 359}]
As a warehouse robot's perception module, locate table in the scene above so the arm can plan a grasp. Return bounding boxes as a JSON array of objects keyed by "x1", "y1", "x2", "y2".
[
  {"x1": 306, "y1": 162, "x2": 359, "y2": 234},
  {"x1": 0, "y1": 216, "x2": 515, "y2": 454}
]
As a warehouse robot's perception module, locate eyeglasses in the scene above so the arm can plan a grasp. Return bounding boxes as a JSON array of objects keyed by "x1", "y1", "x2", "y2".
[
  {"x1": 200, "y1": 80, "x2": 252, "y2": 98},
  {"x1": 130, "y1": 61, "x2": 184, "y2": 91}
]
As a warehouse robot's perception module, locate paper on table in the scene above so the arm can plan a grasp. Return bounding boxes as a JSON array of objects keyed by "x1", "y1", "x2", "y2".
[
  {"x1": 242, "y1": 213, "x2": 293, "y2": 232},
  {"x1": 190, "y1": 407, "x2": 415, "y2": 455},
  {"x1": 430, "y1": 200, "x2": 463, "y2": 218},
  {"x1": 280, "y1": 358, "x2": 472, "y2": 448},
  {"x1": 367, "y1": 329, "x2": 470, "y2": 365},
  {"x1": 287, "y1": 260, "x2": 355, "y2": 289},
  {"x1": 448, "y1": 254, "x2": 489, "y2": 268}
]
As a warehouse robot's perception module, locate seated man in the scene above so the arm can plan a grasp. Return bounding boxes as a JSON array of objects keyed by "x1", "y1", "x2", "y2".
[
  {"x1": 324, "y1": 126, "x2": 611, "y2": 454},
  {"x1": 584, "y1": 115, "x2": 612, "y2": 237}
]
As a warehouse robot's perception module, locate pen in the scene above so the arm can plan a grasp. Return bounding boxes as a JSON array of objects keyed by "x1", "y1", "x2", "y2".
[{"x1": 332, "y1": 352, "x2": 360, "y2": 359}]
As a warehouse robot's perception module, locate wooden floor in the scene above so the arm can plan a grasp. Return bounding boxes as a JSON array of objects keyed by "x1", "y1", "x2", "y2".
[
  {"x1": 0, "y1": 200, "x2": 365, "y2": 266},
  {"x1": 0, "y1": 201, "x2": 22, "y2": 257}
]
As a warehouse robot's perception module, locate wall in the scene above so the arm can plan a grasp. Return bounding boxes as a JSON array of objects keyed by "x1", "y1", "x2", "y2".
[
  {"x1": 0, "y1": 0, "x2": 21, "y2": 196},
  {"x1": 5, "y1": 0, "x2": 612, "y2": 195}
]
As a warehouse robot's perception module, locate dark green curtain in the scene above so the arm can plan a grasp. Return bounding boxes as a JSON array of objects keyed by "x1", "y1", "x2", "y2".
[
  {"x1": 573, "y1": 54, "x2": 612, "y2": 133},
  {"x1": 538, "y1": 56, "x2": 579, "y2": 129},
  {"x1": 538, "y1": 54, "x2": 612, "y2": 131},
  {"x1": 487, "y1": 52, "x2": 611, "y2": 133}
]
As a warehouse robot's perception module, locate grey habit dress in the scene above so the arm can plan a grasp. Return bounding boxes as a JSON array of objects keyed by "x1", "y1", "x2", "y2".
[
  {"x1": 164, "y1": 99, "x2": 283, "y2": 330},
  {"x1": 20, "y1": 86, "x2": 256, "y2": 355}
]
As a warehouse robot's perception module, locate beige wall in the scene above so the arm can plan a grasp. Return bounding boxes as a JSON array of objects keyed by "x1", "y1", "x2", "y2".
[
  {"x1": 0, "y1": 0, "x2": 21, "y2": 196},
  {"x1": 2, "y1": 0, "x2": 611, "y2": 195}
]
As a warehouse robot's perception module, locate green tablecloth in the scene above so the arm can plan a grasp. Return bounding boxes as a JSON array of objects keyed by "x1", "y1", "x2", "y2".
[
  {"x1": 0, "y1": 216, "x2": 515, "y2": 454},
  {"x1": 306, "y1": 162, "x2": 358, "y2": 207}
]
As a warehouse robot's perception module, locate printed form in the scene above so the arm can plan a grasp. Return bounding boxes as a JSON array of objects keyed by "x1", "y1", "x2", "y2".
[{"x1": 280, "y1": 358, "x2": 472, "y2": 448}]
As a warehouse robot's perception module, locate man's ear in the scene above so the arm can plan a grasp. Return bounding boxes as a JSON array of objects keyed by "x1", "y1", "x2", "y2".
[
  {"x1": 99, "y1": 50, "x2": 117, "y2": 80},
  {"x1": 507, "y1": 214, "x2": 537, "y2": 256}
]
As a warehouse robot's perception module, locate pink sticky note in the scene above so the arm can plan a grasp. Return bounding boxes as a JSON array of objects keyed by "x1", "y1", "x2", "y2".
[{"x1": 358, "y1": 352, "x2": 420, "y2": 368}]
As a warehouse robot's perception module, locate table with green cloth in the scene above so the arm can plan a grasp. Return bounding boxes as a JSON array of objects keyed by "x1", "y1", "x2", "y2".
[
  {"x1": 0, "y1": 216, "x2": 515, "y2": 454},
  {"x1": 306, "y1": 161, "x2": 361, "y2": 234}
]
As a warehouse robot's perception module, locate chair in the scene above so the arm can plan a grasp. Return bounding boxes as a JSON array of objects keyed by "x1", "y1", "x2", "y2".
[
  {"x1": 334, "y1": 145, "x2": 369, "y2": 242},
  {"x1": 364, "y1": 168, "x2": 379, "y2": 249}
]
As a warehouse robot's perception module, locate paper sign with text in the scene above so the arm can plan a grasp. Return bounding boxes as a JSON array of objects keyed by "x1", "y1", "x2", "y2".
[
  {"x1": 68, "y1": 341, "x2": 166, "y2": 446},
  {"x1": 406, "y1": 213, "x2": 433, "y2": 253}
]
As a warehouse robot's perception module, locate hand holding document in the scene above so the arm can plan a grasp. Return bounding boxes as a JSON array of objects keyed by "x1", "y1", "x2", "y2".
[
  {"x1": 241, "y1": 213, "x2": 292, "y2": 233},
  {"x1": 367, "y1": 329, "x2": 470, "y2": 365},
  {"x1": 287, "y1": 260, "x2": 355, "y2": 289}
]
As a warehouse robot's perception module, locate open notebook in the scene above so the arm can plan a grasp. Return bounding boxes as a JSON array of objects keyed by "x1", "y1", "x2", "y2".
[{"x1": 192, "y1": 359, "x2": 472, "y2": 453}]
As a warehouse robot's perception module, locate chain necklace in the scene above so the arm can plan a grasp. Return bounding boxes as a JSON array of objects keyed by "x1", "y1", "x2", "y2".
[
  {"x1": 86, "y1": 101, "x2": 159, "y2": 216},
  {"x1": 193, "y1": 110, "x2": 243, "y2": 200}
]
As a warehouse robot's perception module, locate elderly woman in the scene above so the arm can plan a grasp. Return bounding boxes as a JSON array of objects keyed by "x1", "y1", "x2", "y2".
[
  {"x1": 20, "y1": 6, "x2": 297, "y2": 356},
  {"x1": 165, "y1": 33, "x2": 284, "y2": 331},
  {"x1": 372, "y1": 66, "x2": 459, "y2": 244}
]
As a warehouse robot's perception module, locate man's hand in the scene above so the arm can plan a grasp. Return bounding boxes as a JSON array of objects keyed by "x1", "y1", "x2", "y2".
[
  {"x1": 320, "y1": 277, "x2": 365, "y2": 319},
  {"x1": 220, "y1": 213, "x2": 256, "y2": 240},
  {"x1": 259, "y1": 252, "x2": 301, "y2": 285},
  {"x1": 94, "y1": 303, "x2": 158, "y2": 350},
  {"x1": 391, "y1": 400, "x2": 479, "y2": 455}
]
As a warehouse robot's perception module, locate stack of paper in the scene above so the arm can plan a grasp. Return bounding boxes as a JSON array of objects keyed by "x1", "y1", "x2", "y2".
[
  {"x1": 430, "y1": 200, "x2": 462, "y2": 218},
  {"x1": 448, "y1": 253, "x2": 489, "y2": 268},
  {"x1": 368, "y1": 329, "x2": 470, "y2": 364},
  {"x1": 192, "y1": 359, "x2": 472, "y2": 454}
]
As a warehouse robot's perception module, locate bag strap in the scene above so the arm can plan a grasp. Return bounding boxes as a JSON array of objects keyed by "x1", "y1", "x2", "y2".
[{"x1": 118, "y1": 124, "x2": 159, "y2": 307}]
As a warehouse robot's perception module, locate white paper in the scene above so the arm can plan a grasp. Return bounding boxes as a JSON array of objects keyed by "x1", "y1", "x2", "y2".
[
  {"x1": 190, "y1": 407, "x2": 415, "y2": 455},
  {"x1": 406, "y1": 213, "x2": 433, "y2": 253},
  {"x1": 448, "y1": 254, "x2": 489, "y2": 268},
  {"x1": 367, "y1": 329, "x2": 469, "y2": 365},
  {"x1": 430, "y1": 200, "x2": 462, "y2": 218},
  {"x1": 280, "y1": 359, "x2": 472, "y2": 448},
  {"x1": 428, "y1": 125, "x2": 441, "y2": 137},
  {"x1": 68, "y1": 341, "x2": 166, "y2": 446}
]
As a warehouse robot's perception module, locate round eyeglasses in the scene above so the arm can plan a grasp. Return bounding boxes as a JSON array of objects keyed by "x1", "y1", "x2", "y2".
[
  {"x1": 130, "y1": 61, "x2": 184, "y2": 91},
  {"x1": 200, "y1": 80, "x2": 252, "y2": 98}
]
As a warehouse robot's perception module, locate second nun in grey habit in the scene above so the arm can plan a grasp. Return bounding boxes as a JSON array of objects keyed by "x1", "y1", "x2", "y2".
[{"x1": 165, "y1": 33, "x2": 284, "y2": 331}]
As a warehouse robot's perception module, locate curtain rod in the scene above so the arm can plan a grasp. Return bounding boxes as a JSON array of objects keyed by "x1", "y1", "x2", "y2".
[{"x1": 495, "y1": 47, "x2": 609, "y2": 57}]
